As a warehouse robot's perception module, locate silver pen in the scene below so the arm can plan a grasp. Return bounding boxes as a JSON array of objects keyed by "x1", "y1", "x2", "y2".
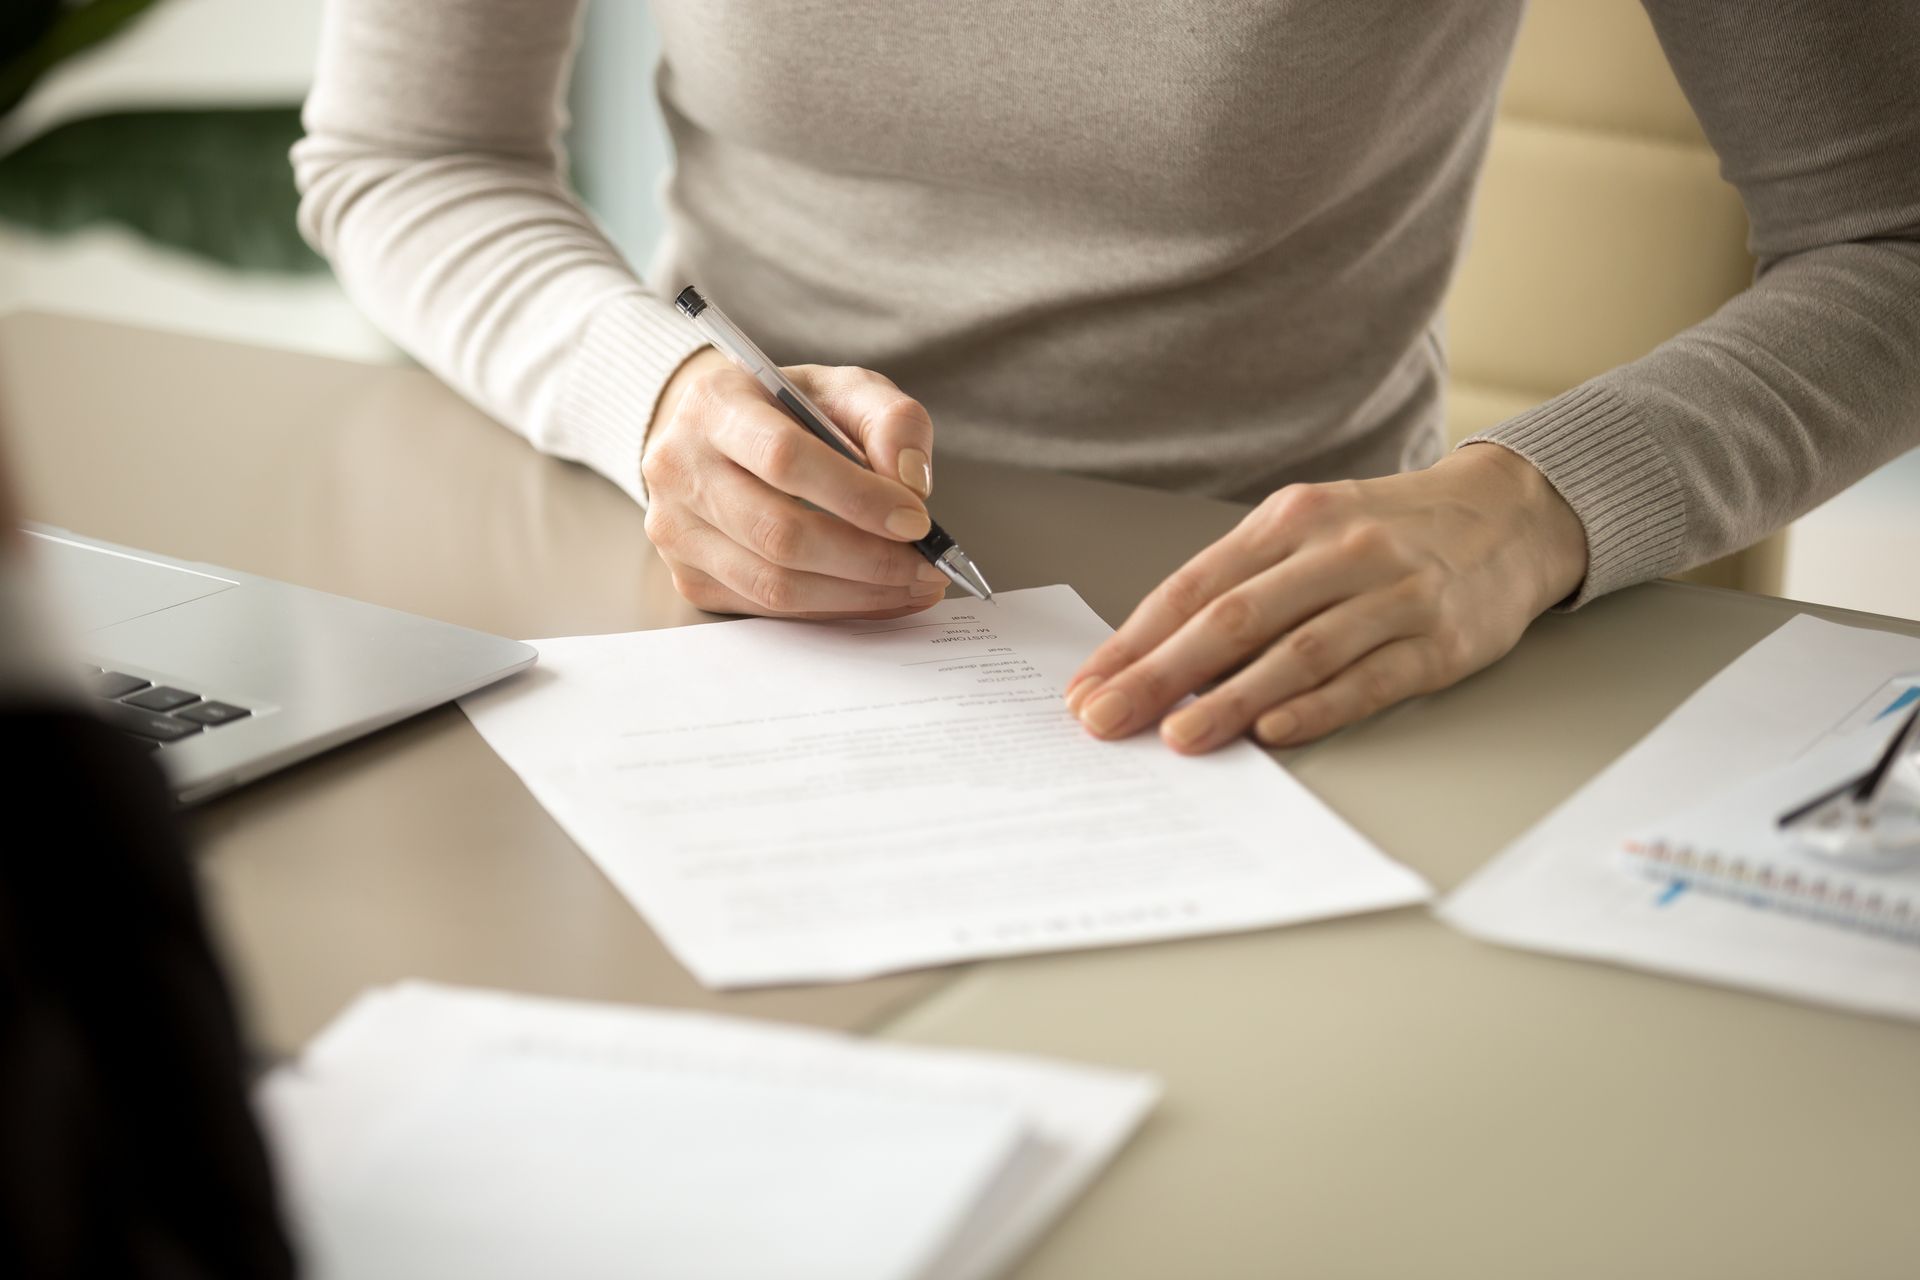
[{"x1": 674, "y1": 286, "x2": 994, "y2": 602}]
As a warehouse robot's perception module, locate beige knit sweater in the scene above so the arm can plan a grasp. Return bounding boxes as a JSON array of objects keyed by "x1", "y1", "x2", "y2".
[{"x1": 294, "y1": 1, "x2": 1920, "y2": 605}]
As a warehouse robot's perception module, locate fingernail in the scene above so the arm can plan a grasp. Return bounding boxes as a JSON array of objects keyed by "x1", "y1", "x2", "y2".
[
  {"x1": 911, "y1": 578, "x2": 947, "y2": 598},
  {"x1": 1064, "y1": 674, "x2": 1104, "y2": 713},
  {"x1": 885, "y1": 507, "x2": 931, "y2": 540},
  {"x1": 898, "y1": 448, "x2": 931, "y2": 497},
  {"x1": 1255, "y1": 709, "x2": 1297, "y2": 745},
  {"x1": 1163, "y1": 705, "x2": 1214, "y2": 751},
  {"x1": 916, "y1": 562, "x2": 949, "y2": 585},
  {"x1": 1079, "y1": 688, "x2": 1134, "y2": 737}
]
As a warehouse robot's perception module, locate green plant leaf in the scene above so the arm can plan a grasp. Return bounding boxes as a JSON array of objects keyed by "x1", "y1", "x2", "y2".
[
  {"x1": 0, "y1": 0, "x2": 163, "y2": 118},
  {"x1": 0, "y1": 104, "x2": 325, "y2": 274}
]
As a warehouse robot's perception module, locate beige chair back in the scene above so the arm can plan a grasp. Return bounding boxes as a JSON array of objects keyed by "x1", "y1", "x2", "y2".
[{"x1": 1443, "y1": 0, "x2": 1783, "y2": 593}]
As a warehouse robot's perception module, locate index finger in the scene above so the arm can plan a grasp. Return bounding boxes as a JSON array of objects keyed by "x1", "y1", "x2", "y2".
[
  {"x1": 712, "y1": 396, "x2": 933, "y2": 544},
  {"x1": 1069, "y1": 488, "x2": 1343, "y2": 701},
  {"x1": 1067, "y1": 532, "x2": 1274, "y2": 704},
  {"x1": 793, "y1": 365, "x2": 936, "y2": 499}
]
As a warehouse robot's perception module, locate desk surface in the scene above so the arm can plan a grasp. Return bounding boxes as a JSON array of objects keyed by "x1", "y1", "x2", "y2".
[{"x1": 6, "y1": 312, "x2": 1918, "y2": 1278}]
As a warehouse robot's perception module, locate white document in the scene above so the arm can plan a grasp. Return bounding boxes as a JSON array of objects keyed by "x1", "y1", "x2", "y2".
[
  {"x1": 260, "y1": 982, "x2": 1159, "y2": 1280},
  {"x1": 461, "y1": 585, "x2": 1429, "y2": 988},
  {"x1": 1440, "y1": 614, "x2": 1920, "y2": 1020}
]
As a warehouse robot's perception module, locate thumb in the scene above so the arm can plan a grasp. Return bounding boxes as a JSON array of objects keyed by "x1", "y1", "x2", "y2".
[{"x1": 789, "y1": 364, "x2": 935, "y2": 500}]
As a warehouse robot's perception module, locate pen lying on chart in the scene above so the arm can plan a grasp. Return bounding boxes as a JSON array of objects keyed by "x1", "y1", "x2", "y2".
[{"x1": 674, "y1": 285, "x2": 995, "y2": 603}]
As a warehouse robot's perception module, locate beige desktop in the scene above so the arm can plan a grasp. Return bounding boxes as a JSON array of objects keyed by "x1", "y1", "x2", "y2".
[{"x1": 4, "y1": 312, "x2": 1916, "y2": 1278}]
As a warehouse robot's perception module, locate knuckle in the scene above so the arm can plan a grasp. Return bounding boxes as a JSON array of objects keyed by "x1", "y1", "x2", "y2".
[
  {"x1": 670, "y1": 567, "x2": 717, "y2": 609},
  {"x1": 1393, "y1": 565, "x2": 1441, "y2": 604},
  {"x1": 1395, "y1": 568, "x2": 1448, "y2": 622},
  {"x1": 1129, "y1": 665, "x2": 1170, "y2": 709},
  {"x1": 1357, "y1": 662, "x2": 1399, "y2": 711},
  {"x1": 1283, "y1": 625, "x2": 1330, "y2": 675},
  {"x1": 753, "y1": 426, "x2": 803, "y2": 486},
  {"x1": 1084, "y1": 641, "x2": 1133, "y2": 678},
  {"x1": 786, "y1": 363, "x2": 837, "y2": 388},
  {"x1": 678, "y1": 368, "x2": 738, "y2": 425},
  {"x1": 1206, "y1": 686, "x2": 1254, "y2": 730},
  {"x1": 642, "y1": 504, "x2": 679, "y2": 549},
  {"x1": 873, "y1": 544, "x2": 912, "y2": 586},
  {"x1": 1420, "y1": 635, "x2": 1462, "y2": 683},
  {"x1": 1338, "y1": 519, "x2": 1395, "y2": 562},
  {"x1": 639, "y1": 440, "x2": 678, "y2": 491},
  {"x1": 1158, "y1": 569, "x2": 1213, "y2": 620},
  {"x1": 718, "y1": 367, "x2": 769, "y2": 402},
  {"x1": 878, "y1": 393, "x2": 933, "y2": 433},
  {"x1": 1203, "y1": 590, "x2": 1262, "y2": 647},
  {"x1": 750, "y1": 510, "x2": 806, "y2": 565},
  {"x1": 827, "y1": 364, "x2": 898, "y2": 394},
  {"x1": 747, "y1": 565, "x2": 798, "y2": 613},
  {"x1": 1258, "y1": 483, "x2": 1328, "y2": 530}
]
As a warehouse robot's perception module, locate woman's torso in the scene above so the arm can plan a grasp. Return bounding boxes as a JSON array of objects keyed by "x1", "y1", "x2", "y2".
[{"x1": 648, "y1": 1, "x2": 1524, "y2": 499}]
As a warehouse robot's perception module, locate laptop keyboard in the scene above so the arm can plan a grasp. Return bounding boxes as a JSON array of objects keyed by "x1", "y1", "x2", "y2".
[{"x1": 87, "y1": 667, "x2": 252, "y2": 750}]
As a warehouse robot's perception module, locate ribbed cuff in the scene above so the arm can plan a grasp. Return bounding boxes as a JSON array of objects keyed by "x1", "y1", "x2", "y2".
[
  {"x1": 549, "y1": 290, "x2": 710, "y2": 507},
  {"x1": 1464, "y1": 383, "x2": 1687, "y2": 609}
]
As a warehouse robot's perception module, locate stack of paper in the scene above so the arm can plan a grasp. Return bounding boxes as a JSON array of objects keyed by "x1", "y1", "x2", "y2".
[
  {"x1": 459, "y1": 585, "x2": 1430, "y2": 988},
  {"x1": 259, "y1": 983, "x2": 1159, "y2": 1280}
]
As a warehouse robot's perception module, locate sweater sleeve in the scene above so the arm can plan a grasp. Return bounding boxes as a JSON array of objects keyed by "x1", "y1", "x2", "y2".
[
  {"x1": 292, "y1": 0, "x2": 707, "y2": 506},
  {"x1": 1466, "y1": 0, "x2": 1920, "y2": 605}
]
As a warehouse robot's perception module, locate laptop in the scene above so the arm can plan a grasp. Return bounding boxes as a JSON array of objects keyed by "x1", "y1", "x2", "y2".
[{"x1": 27, "y1": 526, "x2": 536, "y2": 804}]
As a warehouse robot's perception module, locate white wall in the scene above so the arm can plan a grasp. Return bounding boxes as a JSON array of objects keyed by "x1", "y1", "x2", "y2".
[{"x1": 1782, "y1": 447, "x2": 1920, "y2": 621}]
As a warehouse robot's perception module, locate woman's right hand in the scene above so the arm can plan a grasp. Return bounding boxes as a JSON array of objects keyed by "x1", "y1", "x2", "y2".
[{"x1": 640, "y1": 349, "x2": 952, "y2": 619}]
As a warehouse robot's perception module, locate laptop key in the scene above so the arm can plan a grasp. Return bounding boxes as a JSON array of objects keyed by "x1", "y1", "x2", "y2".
[
  {"x1": 175, "y1": 700, "x2": 250, "y2": 727},
  {"x1": 96, "y1": 700, "x2": 202, "y2": 743},
  {"x1": 124, "y1": 685, "x2": 200, "y2": 713},
  {"x1": 93, "y1": 670, "x2": 151, "y2": 699}
]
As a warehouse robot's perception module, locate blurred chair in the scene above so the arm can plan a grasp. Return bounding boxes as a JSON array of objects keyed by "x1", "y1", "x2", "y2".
[{"x1": 1442, "y1": 0, "x2": 1784, "y2": 594}]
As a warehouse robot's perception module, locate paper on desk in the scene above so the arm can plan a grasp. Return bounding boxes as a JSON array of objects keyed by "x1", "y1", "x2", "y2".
[
  {"x1": 259, "y1": 982, "x2": 1160, "y2": 1280},
  {"x1": 460, "y1": 585, "x2": 1429, "y2": 988},
  {"x1": 1440, "y1": 614, "x2": 1920, "y2": 1020}
]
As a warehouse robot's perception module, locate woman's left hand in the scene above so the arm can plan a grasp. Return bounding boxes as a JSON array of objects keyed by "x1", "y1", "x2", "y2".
[{"x1": 1064, "y1": 444, "x2": 1589, "y2": 753}]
